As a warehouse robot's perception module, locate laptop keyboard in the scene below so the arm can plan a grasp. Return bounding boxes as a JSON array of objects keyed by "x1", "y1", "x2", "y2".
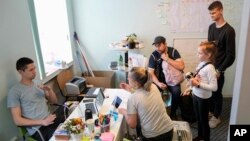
[{"x1": 85, "y1": 103, "x2": 96, "y2": 114}]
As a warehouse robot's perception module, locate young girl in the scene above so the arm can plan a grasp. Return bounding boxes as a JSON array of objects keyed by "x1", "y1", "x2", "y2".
[{"x1": 183, "y1": 41, "x2": 217, "y2": 141}]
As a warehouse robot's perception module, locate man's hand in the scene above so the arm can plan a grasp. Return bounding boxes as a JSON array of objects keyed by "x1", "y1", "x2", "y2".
[
  {"x1": 39, "y1": 85, "x2": 51, "y2": 92},
  {"x1": 41, "y1": 114, "x2": 56, "y2": 126},
  {"x1": 157, "y1": 82, "x2": 167, "y2": 90},
  {"x1": 161, "y1": 53, "x2": 169, "y2": 62}
]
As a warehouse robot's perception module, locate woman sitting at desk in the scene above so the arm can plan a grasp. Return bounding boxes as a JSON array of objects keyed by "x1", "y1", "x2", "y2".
[{"x1": 119, "y1": 67, "x2": 173, "y2": 141}]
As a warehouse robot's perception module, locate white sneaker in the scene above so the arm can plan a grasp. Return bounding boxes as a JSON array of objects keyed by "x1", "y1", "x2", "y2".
[{"x1": 209, "y1": 116, "x2": 221, "y2": 128}]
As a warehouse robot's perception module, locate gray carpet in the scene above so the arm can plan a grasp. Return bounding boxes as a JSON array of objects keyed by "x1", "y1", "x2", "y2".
[{"x1": 189, "y1": 97, "x2": 232, "y2": 141}]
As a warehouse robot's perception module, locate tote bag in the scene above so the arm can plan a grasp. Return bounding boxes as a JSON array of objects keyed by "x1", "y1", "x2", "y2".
[{"x1": 162, "y1": 49, "x2": 184, "y2": 86}]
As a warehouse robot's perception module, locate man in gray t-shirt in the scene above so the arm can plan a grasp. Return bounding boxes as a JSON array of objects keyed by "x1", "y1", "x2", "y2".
[{"x1": 7, "y1": 57, "x2": 64, "y2": 141}]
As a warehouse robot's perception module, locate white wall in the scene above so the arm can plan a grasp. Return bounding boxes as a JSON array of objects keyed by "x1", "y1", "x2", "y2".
[
  {"x1": 228, "y1": 0, "x2": 250, "y2": 140},
  {"x1": 0, "y1": 0, "x2": 37, "y2": 140},
  {"x1": 71, "y1": 0, "x2": 243, "y2": 96},
  {"x1": 230, "y1": 0, "x2": 250, "y2": 124}
]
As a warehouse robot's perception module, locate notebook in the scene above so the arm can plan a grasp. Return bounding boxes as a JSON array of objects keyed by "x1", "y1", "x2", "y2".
[
  {"x1": 85, "y1": 87, "x2": 105, "y2": 98},
  {"x1": 81, "y1": 88, "x2": 105, "y2": 115}
]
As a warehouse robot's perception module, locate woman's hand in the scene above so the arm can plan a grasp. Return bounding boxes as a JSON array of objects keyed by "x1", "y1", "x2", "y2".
[
  {"x1": 118, "y1": 108, "x2": 127, "y2": 115},
  {"x1": 120, "y1": 82, "x2": 131, "y2": 92},
  {"x1": 182, "y1": 88, "x2": 192, "y2": 96},
  {"x1": 190, "y1": 78, "x2": 200, "y2": 87}
]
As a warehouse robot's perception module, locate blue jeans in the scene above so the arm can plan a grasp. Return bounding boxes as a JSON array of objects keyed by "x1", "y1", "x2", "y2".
[{"x1": 168, "y1": 84, "x2": 182, "y2": 118}]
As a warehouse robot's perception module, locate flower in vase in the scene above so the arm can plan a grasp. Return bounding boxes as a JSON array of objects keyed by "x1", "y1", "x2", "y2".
[{"x1": 63, "y1": 118, "x2": 85, "y2": 134}]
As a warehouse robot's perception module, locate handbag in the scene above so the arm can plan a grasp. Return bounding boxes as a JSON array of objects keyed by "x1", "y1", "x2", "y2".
[{"x1": 162, "y1": 49, "x2": 184, "y2": 86}]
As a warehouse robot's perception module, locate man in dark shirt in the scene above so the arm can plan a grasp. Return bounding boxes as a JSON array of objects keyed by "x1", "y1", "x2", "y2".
[
  {"x1": 207, "y1": 1, "x2": 236, "y2": 128},
  {"x1": 148, "y1": 36, "x2": 185, "y2": 119}
]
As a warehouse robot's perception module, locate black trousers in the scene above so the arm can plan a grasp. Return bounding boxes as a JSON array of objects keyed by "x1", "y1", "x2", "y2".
[
  {"x1": 210, "y1": 73, "x2": 224, "y2": 118},
  {"x1": 193, "y1": 95, "x2": 210, "y2": 141},
  {"x1": 143, "y1": 129, "x2": 173, "y2": 141},
  {"x1": 32, "y1": 106, "x2": 65, "y2": 141}
]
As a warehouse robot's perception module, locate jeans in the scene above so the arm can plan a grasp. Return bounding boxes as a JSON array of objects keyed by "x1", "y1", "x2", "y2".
[
  {"x1": 168, "y1": 84, "x2": 182, "y2": 118},
  {"x1": 32, "y1": 106, "x2": 65, "y2": 141}
]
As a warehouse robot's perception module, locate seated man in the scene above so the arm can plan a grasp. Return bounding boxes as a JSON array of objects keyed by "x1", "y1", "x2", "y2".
[{"x1": 7, "y1": 57, "x2": 64, "y2": 141}]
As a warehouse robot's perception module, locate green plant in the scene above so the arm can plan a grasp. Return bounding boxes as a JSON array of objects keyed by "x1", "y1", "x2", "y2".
[{"x1": 126, "y1": 33, "x2": 137, "y2": 43}]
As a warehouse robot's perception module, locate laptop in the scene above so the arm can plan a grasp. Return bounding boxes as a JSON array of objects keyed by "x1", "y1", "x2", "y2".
[
  {"x1": 81, "y1": 88, "x2": 105, "y2": 115},
  {"x1": 84, "y1": 87, "x2": 105, "y2": 98}
]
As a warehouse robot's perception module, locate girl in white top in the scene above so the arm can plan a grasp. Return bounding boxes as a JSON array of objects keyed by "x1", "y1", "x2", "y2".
[
  {"x1": 184, "y1": 41, "x2": 217, "y2": 141},
  {"x1": 119, "y1": 67, "x2": 173, "y2": 141}
]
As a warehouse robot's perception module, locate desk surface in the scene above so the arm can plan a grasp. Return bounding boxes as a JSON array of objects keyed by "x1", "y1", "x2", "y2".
[{"x1": 50, "y1": 88, "x2": 131, "y2": 141}]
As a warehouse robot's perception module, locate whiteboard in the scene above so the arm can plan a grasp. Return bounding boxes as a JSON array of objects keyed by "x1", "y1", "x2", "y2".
[{"x1": 173, "y1": 38, "x2": 206, "y2": 91}]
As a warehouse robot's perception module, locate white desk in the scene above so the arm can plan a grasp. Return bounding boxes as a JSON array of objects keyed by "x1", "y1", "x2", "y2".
[{"x1": 50, "y1": 88, "x2": 131, "y2": 141}]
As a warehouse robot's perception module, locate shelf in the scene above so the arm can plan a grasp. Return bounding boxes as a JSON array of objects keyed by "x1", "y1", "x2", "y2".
[{"x1": 108, "y1": 42, "x2": 144, "y2": 51}]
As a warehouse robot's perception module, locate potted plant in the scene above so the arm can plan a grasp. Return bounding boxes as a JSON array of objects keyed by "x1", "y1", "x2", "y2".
[{"x1": 126, "y1": 33, "x2": 137, "y2": 49}]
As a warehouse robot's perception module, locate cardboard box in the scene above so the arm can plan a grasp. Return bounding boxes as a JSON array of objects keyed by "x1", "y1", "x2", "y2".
[{"x1": 84, "y1": 71, "x2": 115, "y2": 88}]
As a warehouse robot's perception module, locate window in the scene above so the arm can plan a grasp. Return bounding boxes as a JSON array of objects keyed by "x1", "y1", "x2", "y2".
[{"x1": 28, "y1": 0, "x2": 73, "y2": 80}]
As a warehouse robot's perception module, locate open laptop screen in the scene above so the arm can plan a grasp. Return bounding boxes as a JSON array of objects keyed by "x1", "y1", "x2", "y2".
[{"x1": 96, "y1": 88, "x2": 105, "y2": 106}]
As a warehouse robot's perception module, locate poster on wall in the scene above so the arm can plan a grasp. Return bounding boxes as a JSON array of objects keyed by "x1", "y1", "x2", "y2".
[
  {"x1": 155, "y1": 0, "x2": 243, "y2": 33},
  {"x1": 156, "y1": 0, "x2": 214, "y2": 33}
]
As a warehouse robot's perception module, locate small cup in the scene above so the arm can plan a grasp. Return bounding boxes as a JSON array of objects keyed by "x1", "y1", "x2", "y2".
[{"x1": 86, "y1": 119, "x2": 95, "y2": 133}]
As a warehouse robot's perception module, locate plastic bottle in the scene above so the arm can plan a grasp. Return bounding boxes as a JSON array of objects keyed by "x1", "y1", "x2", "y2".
[
  {"x1": 118, "y1": 54, "x2": 123, "y2": 70},
  {"x1": 128, "y1": 57, "x2": 133, "y2": 71},
  {"x1": 162, "y1": 89, "x2": 172, "y2": 107}
]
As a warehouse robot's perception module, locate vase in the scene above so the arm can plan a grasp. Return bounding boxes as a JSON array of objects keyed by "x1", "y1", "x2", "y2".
[{"x1": 70, "y1": 133, "x2": 83, "y2": 140}]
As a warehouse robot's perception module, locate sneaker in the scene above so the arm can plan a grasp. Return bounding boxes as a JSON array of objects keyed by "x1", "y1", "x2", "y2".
[{"x1": 209, "y1": 116, "x2": 221, "y2": 128}]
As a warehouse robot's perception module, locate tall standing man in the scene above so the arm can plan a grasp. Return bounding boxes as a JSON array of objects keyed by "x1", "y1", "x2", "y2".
[
  {"x1": 207, "y1": 1, "x2": 236, "y2": 128},
  {"x1": 7, "y1": 57, "x2": 65, "y2": 140}
]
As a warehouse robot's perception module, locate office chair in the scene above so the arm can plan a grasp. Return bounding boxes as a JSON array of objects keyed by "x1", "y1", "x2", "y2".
[
  {"x1": 56, "y1": 69, "x2": 84, "y2": 101},
  {"x1": 18, "y1": 126, "x2": 45, "y2": 141}
]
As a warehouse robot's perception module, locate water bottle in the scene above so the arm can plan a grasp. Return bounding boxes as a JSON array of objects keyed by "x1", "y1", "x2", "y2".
[
  {"x1": 162, "y1": 89, "x2": 171, "y2": 107},
  {"x1": 128, "y1": 57, "x2": 133, "y2": 71},
  {"x1": 118, "y1": 54, "x2": 123, "y2": 70}
]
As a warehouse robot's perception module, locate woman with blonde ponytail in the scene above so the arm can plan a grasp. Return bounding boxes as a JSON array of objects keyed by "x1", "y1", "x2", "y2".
[{"x1": 119, "y1": 67, "x2": 173, "y2": 141}]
